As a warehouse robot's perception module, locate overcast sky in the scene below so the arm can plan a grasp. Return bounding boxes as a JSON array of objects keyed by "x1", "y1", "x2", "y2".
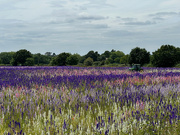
[{"x1": 0, "y1": 0, "x2": 180, "y2": 55}]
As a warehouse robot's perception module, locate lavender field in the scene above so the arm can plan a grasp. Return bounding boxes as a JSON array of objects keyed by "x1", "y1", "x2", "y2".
[{"x1": 0, "y1": 66, "x2": 180, "y2": 134}]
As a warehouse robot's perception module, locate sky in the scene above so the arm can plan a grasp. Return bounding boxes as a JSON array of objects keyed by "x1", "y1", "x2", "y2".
[{"x1": 0, "y1": 0, "x2": 180, "y2": 55}]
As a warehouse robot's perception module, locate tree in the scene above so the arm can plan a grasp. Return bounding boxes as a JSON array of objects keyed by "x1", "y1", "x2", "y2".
[
  {"x1": 0, "y1": 52, "x2": 15, "y2": 65},
  {"x1": 97, "y1": 55, "x2": 106, "y2": 61},
  {"x1": 85, "y1": 51, "x2": 100, "y2": 61},
  {"x1": 25, "y1": 58, "x2": 34, "y2": 66},
  {"x1": 109, "y1": 51, "x2": 125, "y2": 63},
  {"x1": 151, "y1": 45, "x2": 178, "y2": 67},
  {"x1": 45, "y1": 52, "x2": 52, "y2": 56},
  {"x1": 79, "y1": 56, "x2": 86, "y2": 64},
  {"x1": 56, "y1": 52, "x2": 71, "y2": 66},
  {"x1": 176, "y1": 47, "x2": 180, "y2": 63},
  {"x1": 84, "y1": 57, "x2": 93, "y2": 66},
  {"x1": 66, "y1": 55, "x2": 79, "y2": 65},
  {"x1": 102, "y1": 51, "x2": 111, "y2": 58},
  {"x1": 33, "y1": 53, "x2": 51, "y2": 65},
  {"x1": 120, "y1": 55, "x2": 129, "y2": 65},
  {"x1": 12, "y1": 49, "x2": 32, "y2": 66},
  {"x1": 49, "y1": 57, "x2": 57, "y2": 66},
  {"x1": 129, "y1": 47, "x2": 150, "y2": 66}
]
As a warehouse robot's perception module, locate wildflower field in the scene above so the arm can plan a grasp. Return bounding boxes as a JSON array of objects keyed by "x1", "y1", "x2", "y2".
[{"x1": 0, "y1": 66, "x2": 180, "y2": 135}]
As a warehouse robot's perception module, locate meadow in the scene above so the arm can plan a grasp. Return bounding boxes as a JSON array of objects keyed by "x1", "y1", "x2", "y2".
[{"x1": 0, "y1": 66, "x2": 179, "y2": 135}]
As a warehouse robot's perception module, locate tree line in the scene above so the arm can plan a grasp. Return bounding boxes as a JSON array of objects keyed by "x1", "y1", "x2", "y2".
[{"x1": 0, "y1": 45, "x2": 179, "y2": 67}]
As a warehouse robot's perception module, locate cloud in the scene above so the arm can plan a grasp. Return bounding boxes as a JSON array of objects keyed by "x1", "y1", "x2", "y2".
[
  {"x1": 116, "y1": 17, "x2": 136, "y2": 22},
  {"x1": 103, "y1": 30, "x2": 139, "y2": 37},
  {"x1": 149, "y1": 12, "x2": 178, "y2": 17},
  {"x1": 0, "y1": 0, "x2": 180, "y2": 55},
  {"x1": 84, "y1": 0, "x2": 113, "y2": 8},
  {"x1": 123, "y1": 20, "x2": 156, "y2": 25},
  {"x1": 80, "y1": 24, "x2": 109, "y2": 29},
  {"x1": 77, "y1": 14, "x2": 107, "y2": 20}
]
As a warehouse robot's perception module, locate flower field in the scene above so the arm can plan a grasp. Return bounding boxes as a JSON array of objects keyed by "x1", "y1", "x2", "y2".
[{"x1": 0, "y1": 66, "x2": 180, "y2": 135}]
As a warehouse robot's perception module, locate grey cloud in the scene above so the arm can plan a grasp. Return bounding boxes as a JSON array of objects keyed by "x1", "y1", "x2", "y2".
[
  {"x1": 103, "y1": 30, "x2": 137, "y2": 37},
  {"x1": 81, "y1": 24, "x2": 109, "y2": 29},
  {"x1": 116, "y1": 17, "x2": 136, "y2": 22},
  {"x1": 77, "y1": 15, "x2": 107, "y2": 20},
  {"x1": 149, "y1": 12, "x2": 178, "y2": 17},
  {"x1": 123, "y1": 21, "x2": 156, "y2": 25},
  {"x1": 84, "y1": 0, "x2": 113, "y2": 8},
  {"x1": 0, "y1": 1, "x2": 19, "y2": 11},
  {"x1": 50, "y1": 1, "x2": 66, "y2": 8},
  {"x1": 152, "y1": 17, "x2": 164, "y2": 21}
]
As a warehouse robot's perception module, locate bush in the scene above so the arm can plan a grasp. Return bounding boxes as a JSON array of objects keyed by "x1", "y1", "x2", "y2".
[
  {"x1": 84, "y1": 57, "x2": 93, "y2": 66},
  {"x1": 151, "y1": 45, "x2": 178, "y2": 67},
  {"x1": 175, "y1": 63, "x2": 180, "y2": 68},
  {"x1": 25, "y1": 58, "x2": 34, "y2": 66}
]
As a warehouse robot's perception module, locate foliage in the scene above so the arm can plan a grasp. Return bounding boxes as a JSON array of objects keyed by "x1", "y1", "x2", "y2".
[
  {"x1": 33, "y1": 53, "x2": 52, "y2": 65},
  {"x1": 151, "y1": 45, "x2": 178, "y2": 67},
  {"x1": 85, "y1": 51, "x2": 100, "y2": 61},
  {"x1": 0, "y1": 52, "x2": 15, "y2": 64},
  {"x1": 1, "y1": 45, "x2": 180, "y2": 67},
  {"x1": 66, "y1": 54, "x2": 79, "y2": 65},
  {"x1": 25, "y1": 58, "x2": 34, "y2": 66},
  {"x1": 49, "y1": 57, "x2": 57, "y2": 66},
  {"x1": 55, "y1": 52, "x2": 71, "y2": 66},
  {"x1": 101, "y1": 50, "x2": 111, "y2": 58},
  {"x1": 109, "y1": 51, "x2": 125, "y2": 63},
  {"x1": 12, "y1": 49, "x2": 32, "y2": 66},
  {"x1": 129, "y1": 47, "x2": 150, "y2": 66},
  {"x1": 84, "y1": 57, "x2": 93, "y2": 66},
  {"x1": 120, "y1": 55, "x2": 129, "y2": 65},
  {"x1": 176, "y1": 47, "x2": 180, "y2": 63}
]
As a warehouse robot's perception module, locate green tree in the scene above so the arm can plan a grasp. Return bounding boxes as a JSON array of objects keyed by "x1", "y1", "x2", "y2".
[
  {"x1": 120, "y1": 55, "x2": 129, "y2": 65},
  {"x1": 109, "y1": 51, "x2": 125, "y2": 63},
  {"x1": 84, "y1": 57, "x2": 93, "y2": 66},
  {"x1": 151, "y1": 45, "x2": 178, "y2": 67},
  {"x1": 176, "y1": 47, "x2": 180, "y2": 63},
  {"x1": 102, "y1": 51, "x2": 111, "y2": 58},
  {"x1": 0, "y1": 52, "x2": 15, "y2": 65},
  {"x1": 25, "y1": 58, "x2": 34, "y2": 66},
  {"x1": 56, "y1": 52, "x2": 71, "y2": 66},
  {"x1": 12, "y1": 49, "x2": 32, "y2": 66},
  {"x1": 85, "y1": 51, "x2": 100, "y2": 61},
  {"x1": 66, "y1": 54, "x2": 79, "y2": 65},
  {"x1": 33, "y1": 53, "x2": 51, "y2": 65},
  {"x1": 97, "y1": 55, "x2": 106, "y2": 61},
  {"x1": 129, "y1": 47, "x2": 150, "y2": 66},
  {"x1": 45, "y1": 52, "x2": 52, "y2": 57},
  {"x1": 50, "y1": 57, "x2": 57, "y2": 66}
]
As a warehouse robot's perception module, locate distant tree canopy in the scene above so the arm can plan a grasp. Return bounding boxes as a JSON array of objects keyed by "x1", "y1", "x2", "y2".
[
  {"x1": 176, "y1": 47, "x2": 180, "y2": 63},
  {"x1": 85, "y1": 51, "x2": 100, "y2": 61},
  {"x1": 0, "y1": 52, "x2": 15, "y2": 65},
  {"x1": 25, "y1": 58, "x2": 34, "y2": 66},
  {"x1": 84, "y1": 57, "x2": 93, "y2": 66},
  {"x1": 66, "y1": 54, "x2": 79, "y2": 65},
  {"x1": 101, "y1": 51, "x2": 111, "y2": 58},
  {"x1": 33, "y1": 53, "x2": 51, "y2": 65},
  {"x1": 1, "y1": 45, "x2": 179, "y2": 67},
  {"x1": 120, "y1": 55, "x2": 129, "y2": 65},
  {"x1": 151, "y1": 45, "x2": 179, "y2": 67},
  {"x1": 109, "y1": 51, "x2": 125, "y2": 63},
  {"x1": 11, "y1": 49, "x2": 32, "y2": 66},
  {"x1": 129, "y1": 47, "x2": 150, "y2": 66},
  {"x1": 55, "y1": 52, "x2": 71, "y2": 66}
]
